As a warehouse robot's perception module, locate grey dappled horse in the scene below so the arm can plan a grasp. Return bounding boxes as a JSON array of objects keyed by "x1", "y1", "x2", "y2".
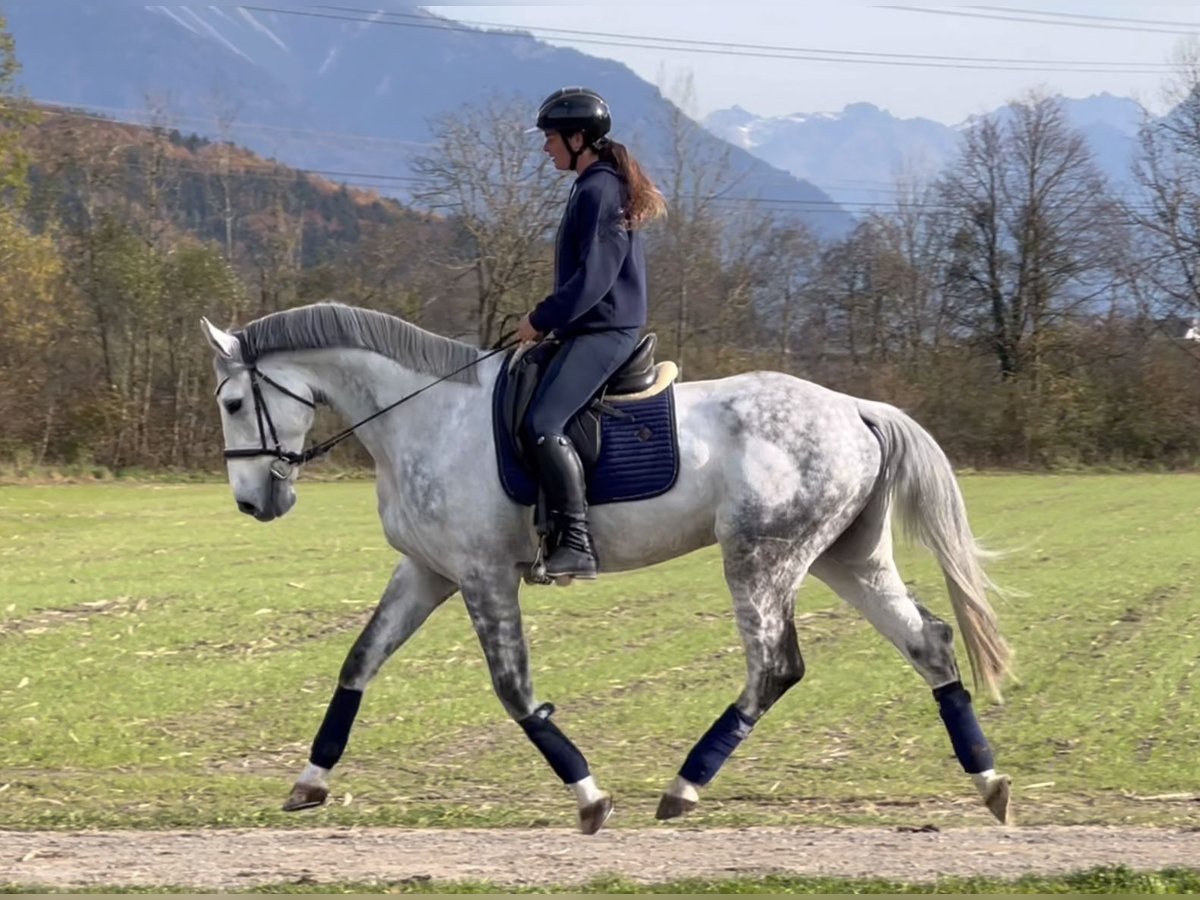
[{"x1": 202, "y1": 302, "x2": 1014, "y2": 834}]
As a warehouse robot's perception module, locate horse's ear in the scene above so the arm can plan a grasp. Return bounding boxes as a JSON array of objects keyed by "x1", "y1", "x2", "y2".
[{"x1": 201, "y1": 317, "x2": 241, "y2": 361}]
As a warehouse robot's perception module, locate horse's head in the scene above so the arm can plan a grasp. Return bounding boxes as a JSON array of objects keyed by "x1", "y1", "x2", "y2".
[{"x1": 201, "y1": 317, "x2": 316, "y2": 522}]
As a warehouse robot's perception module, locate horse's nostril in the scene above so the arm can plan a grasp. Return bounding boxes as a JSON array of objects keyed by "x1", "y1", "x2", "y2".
[{"x1": 237, "y1": 500, "x2": 258, "y2": 516}]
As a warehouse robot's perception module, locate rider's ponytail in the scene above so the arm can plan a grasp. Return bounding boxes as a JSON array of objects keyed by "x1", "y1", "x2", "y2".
[{"x1": 598, "y1": 141, "x2": 667, "y2": 229}]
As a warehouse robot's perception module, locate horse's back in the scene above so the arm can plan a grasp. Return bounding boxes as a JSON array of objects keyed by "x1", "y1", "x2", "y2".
[
  {"x1": 675, "y1": 369, "x2": 879, "y2": 453},
  {"x1": 587, "y1": 370, "x2": 883, "y2": 570}
]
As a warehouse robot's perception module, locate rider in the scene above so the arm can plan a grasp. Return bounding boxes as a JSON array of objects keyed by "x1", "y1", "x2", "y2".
[{"x1": 517, "y1": 86, "x2": 667, "y2": 581}]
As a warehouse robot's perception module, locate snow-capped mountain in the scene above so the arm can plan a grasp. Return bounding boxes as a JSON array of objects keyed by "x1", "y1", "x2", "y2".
[{"x1": 704, "y1": 94, "x2": 1145, "y2": 209}]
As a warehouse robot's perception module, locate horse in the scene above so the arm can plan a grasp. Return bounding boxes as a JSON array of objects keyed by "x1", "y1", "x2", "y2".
[{"x1": 201, "y1": 301, "x2": 1014, "y2": 834}]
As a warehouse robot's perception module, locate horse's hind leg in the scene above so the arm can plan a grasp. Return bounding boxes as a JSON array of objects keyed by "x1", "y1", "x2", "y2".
[
  {"x1": 460, "y1": 568, "x2": 613, "y2": 835},
  {"x1": 283, "y1": 558, "x2": 457, "y2": 812},
  {"x1": 810, "y1": 550, "x2": 1011, "y2": 824},
  {"x1": 657, "y1": 538, "x2": 809, "y2": 820}
]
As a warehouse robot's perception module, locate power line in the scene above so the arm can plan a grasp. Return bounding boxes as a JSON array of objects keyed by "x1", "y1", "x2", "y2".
[
  {"x1": 18, "y1": 106, "x2": 850, "y2": 213},
  {"x1": 884, "y1": 6, "x2": 1200, "y2": 36},
  {"x1": 319, "y1": 4, "x2": 1176, "y2": 71},
  {"x1": 17, "y1": 105, "x2": 1174, "y2": 219},
  {"x1": 970, "y1": 6, "x2": 1200, "y2": 30},
  {"x1": 241, "y1": 5, "x2": 1175, "y2": 74}
]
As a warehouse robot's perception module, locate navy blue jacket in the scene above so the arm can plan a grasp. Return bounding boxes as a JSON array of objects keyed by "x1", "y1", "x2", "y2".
[{"x1": 528, "y1": 162, "x2": 648, "y2": 337}]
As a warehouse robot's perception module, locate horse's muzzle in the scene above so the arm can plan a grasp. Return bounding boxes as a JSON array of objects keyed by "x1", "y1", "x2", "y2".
[{"x1": 237, "y1": 499, "x2": 277, "y2": 522}]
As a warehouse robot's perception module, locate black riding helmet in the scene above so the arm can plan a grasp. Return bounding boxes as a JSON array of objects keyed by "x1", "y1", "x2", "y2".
[{"x1": 535, "y1": 87, "x2": 611, "y2": 170}]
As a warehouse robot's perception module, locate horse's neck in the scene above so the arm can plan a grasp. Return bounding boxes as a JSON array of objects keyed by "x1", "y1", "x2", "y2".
[{"x1": 286, "y1": 347, "x2": 490, "y2": 462}]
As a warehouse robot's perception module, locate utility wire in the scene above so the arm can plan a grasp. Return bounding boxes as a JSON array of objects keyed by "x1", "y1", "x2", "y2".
[
  {"x1": 23, "y1": 104, "x2": 1180, "y2": 217},
  {"x1": 318, "y1": 4, "x2": 1177, "y2": 71},
  {"x1": 885, "y1": 6, "x2": 1200, "y2": 36},
  {"x1": 241, "y1": 5, "x2": 1176, "y2": 74},
  {"x1": 969, "y1": 6, "x2": 1200, "y2": 31}
]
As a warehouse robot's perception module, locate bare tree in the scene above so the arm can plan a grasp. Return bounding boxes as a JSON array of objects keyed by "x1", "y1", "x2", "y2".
[
  {"x1": 748, "y1": 222, "x2": 821, "y2": 372},
  {"x1": 207, "y1": 84, "x2": 244, "y2": 268},
  {"x1": 413, "y1": 95, "x2": 566, "y2": 345},
  {"x1": 881, "y1": 171, "x2": 961, "y2": 363},
  {"x1": 1127, "y1": 39, "x2": 1200, "y2": 330},
  {"x1": 939, "y1": 92, "x2": 1123, "y2": 381},
  {"x1": 647, "y1": 74, "x2": 740, "y2": 376},
  {"x1": 245, "y1": 170, "x2": 305, "y2": 317}
]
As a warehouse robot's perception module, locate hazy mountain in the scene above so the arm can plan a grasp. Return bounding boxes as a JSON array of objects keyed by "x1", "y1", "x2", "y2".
[
  {"x1": 2, "y1": 1, "x2": 854, "y2": 236},
  {"x1": 704, "y1": 93, "x2": 1146, "y2": 209}
]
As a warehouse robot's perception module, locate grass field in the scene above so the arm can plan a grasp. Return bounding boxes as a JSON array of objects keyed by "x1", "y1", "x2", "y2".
[{"x1": 1, "y1": 474, "x2": 1198, "y2": 835}]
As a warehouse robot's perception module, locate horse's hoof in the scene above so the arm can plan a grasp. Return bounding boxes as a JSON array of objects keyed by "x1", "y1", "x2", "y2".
[
  {"x1": 578, "y1": 793, "x2": 613, "y2": 835},
  {"x1": 282, "y1": 782, "x2": 329, "y2": 812},
  {"x1": 984, "y1": 774, "x2": 1012, "y2": 824},
  {"x1": 655, "y1": 792, "x2": 697, "y2": 820}
]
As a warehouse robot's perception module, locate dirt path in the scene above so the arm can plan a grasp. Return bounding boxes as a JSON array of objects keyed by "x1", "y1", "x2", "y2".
[{"x1": 2, "y1": 826, "x2": 1199, "y2": 889}]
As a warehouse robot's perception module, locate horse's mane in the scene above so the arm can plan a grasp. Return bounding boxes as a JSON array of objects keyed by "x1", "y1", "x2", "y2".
[{"x1": 237, "y1": 302, "x2": 480, "y2": 385}]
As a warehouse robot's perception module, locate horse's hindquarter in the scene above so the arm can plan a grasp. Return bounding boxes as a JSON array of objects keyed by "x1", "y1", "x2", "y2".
[{"x1": 592, "y1": 372, "x2": 881, "y2": 572}]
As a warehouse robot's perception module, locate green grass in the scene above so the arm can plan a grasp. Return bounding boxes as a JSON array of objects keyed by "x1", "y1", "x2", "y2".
[
  {"x1": 3, "y1": 865, "x2": 1199, "y2": 893},
  {"x1": 1, "y1": 475, "x2": 1198, "y2": 831}
]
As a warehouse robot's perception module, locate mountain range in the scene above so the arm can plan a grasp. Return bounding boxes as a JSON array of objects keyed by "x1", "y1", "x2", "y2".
[
  {"x1": 1, "y1": 0, "x2": 855, "y2": 237},
  {"x1": 1, "y1": 3, "x2": 1153, "y2": 231},
  {"x1": 702, "y1": 93, "x2": 1146, "y2": 209}
]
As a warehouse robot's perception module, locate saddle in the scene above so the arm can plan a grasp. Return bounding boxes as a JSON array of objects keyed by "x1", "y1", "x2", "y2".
[
  {"x1": 498, "y1": 332, "x2": 679, "y2": 471},
  {"x1": 492, "y1": 333, "x2": 681, "y2": 584}
]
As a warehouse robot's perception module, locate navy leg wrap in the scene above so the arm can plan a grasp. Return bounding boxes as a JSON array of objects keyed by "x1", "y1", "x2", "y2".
[
  {"x1": 679, "y1": 704, "x2": 757, "y2": 786},
  {"x1": 518, "y1": 702, "x2": 590, "y2": 785},
  {"x1": 310, "y1": 686, "x2": 363, "y2": 770},
  {"x1": 934, "y1": 681, "x2": 994, "y2": 774}
]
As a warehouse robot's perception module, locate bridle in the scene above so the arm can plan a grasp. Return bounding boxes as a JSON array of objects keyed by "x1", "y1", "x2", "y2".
[
  {"x1": 217, "y1": 331, "x2": 519, "y2": 480},
  {"x1": 217, "y1": 364, "x2": 317, "y2": 480}
]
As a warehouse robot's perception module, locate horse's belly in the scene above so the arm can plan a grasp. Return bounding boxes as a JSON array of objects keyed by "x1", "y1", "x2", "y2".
[
  {"x1": 589, "y1": 483, "x2": 718, "y2": 572},
  {"x1": 595, "y1": 521, "x2": 717, "y2": 572}
]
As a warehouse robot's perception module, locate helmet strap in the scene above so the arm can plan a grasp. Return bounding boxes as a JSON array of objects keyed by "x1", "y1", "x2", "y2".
[{"x1": 562, "y1": 132, "x2": 585, "y2": 171}]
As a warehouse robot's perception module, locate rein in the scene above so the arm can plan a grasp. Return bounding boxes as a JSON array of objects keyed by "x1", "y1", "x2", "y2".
[{"x1": 219, "y1": 330, "x2": 519, "y2": 477}]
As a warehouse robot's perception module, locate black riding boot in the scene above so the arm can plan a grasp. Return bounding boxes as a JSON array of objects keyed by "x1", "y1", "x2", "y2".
[{"x1": 534, "y1": 433, "x2": 599, "y2": 580}]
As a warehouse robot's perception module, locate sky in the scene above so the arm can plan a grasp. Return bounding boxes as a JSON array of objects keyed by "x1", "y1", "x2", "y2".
[{"x1": 426, "y1": 2, "x2": 1197, "y2": 124}]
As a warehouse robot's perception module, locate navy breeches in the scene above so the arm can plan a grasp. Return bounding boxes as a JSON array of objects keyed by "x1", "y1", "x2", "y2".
[{"x1": 524, "y1": 328, "x2": 640, "y2": 439}]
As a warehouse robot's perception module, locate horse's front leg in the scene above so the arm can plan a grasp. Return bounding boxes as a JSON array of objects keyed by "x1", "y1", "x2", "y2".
[
  {"x1": 282, "y1": 557, "x2": 457, "y2": 811},
  {"x1": 460, "y1": 568, "x2": 613, "y2": 835}
]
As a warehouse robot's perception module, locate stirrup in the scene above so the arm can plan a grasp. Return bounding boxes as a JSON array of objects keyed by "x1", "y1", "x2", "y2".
[{"x1": 521, "y1": 545, "x2": 553, "y2": 586}]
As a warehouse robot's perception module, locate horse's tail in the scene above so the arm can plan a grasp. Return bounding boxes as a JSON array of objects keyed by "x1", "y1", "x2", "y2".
[{"x1": 857, "y1": 401, "x2": 1013, "y2": 703}]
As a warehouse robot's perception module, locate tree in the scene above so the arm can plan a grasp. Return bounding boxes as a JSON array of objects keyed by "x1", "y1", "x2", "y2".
[
  {"x1": 207, "y1": 85, "x2": 243, "y2": 265},
  {"x1": 1127, "y1": 39, "x2": 1200, "y2": 329},
  {"x1": 746, "y1": 221, "x2": 821, "y2": 372},
  {"x1": 0, "y1": 207, "x2": 69, "y2": 462},
  {"x1": 939, "y1": 93, "x2": 1122, "y2": 381},
  {"x1": 413, "y1": 95, "x2": 566, "y2": 345},
  {"x1": 0, "y1": 13, "x2": 37, "y2": 199},
  {"x1": 157, "y1": 242, "x2": 243, "y2": 466},
  {"x1": 646, "y1": 74, "x2": 738, "y2": 376}
]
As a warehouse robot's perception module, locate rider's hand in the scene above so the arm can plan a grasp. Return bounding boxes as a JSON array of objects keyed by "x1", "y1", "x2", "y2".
[{"x1": 517, "y1": 314, "x2": 543, "y2": 344}]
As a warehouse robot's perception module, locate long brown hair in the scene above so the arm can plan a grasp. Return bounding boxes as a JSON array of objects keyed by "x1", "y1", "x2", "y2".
[{"x1": 598, "y1": 140, "x2": 667, "y2": 229}]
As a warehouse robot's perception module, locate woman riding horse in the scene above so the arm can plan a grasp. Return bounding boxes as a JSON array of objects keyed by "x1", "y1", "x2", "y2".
[{"x1": 516, "y1": 86, "x2": 667, "y2": 582}]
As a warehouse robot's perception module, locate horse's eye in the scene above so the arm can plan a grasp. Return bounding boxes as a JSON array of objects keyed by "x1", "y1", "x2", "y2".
[{"x1": 224, "y1": 398, "x2": 244, "y2": 415}]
